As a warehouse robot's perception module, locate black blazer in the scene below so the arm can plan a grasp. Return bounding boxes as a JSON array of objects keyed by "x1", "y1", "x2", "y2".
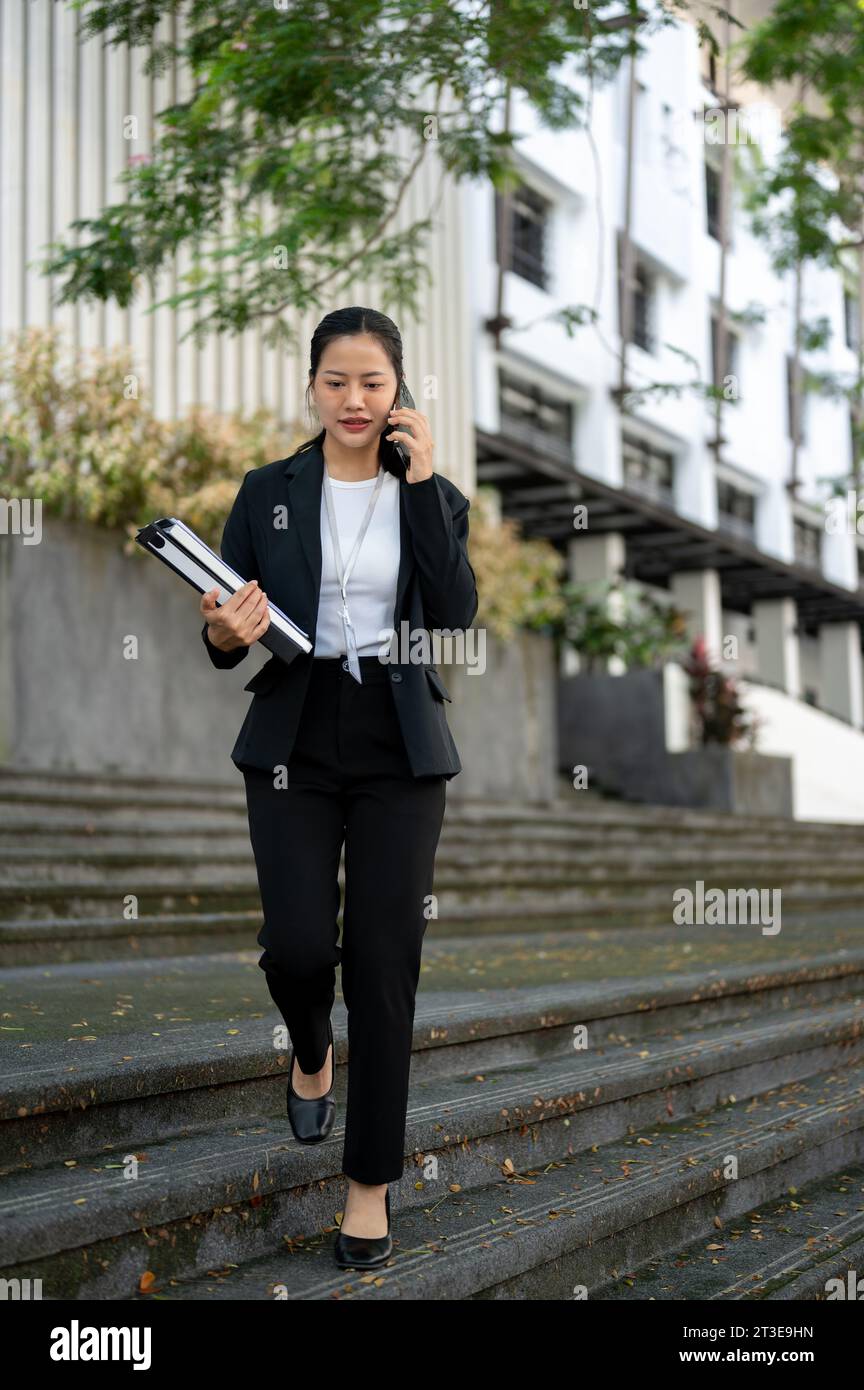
[{"x1": 201, "y1": 438, "x2": 479, "y2": 779}]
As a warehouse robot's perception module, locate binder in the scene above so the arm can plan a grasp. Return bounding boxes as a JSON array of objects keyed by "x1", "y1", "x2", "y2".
[{"x1": 135, "y1": 515, "x2": 312, "y2": 666}]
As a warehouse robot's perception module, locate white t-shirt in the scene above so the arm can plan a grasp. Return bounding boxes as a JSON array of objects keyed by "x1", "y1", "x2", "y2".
[{"x1": 313, "y1": 466, "x2": 401, "y2": 658}]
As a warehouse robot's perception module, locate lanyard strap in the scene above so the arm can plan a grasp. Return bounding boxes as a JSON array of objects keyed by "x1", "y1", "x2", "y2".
[{"x1": 322, "y1": 465, "x2": 385, "y2": 680}]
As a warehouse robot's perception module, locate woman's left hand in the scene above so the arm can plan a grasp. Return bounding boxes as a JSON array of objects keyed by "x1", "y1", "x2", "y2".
[{"x1": 386, "y1": 408, "x2": 434, "y2": 483}]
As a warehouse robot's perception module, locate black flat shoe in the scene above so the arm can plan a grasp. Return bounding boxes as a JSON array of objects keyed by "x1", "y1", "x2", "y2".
[
  {"x1": 286, "y1": 1018, "x2": 335, "y2": 1145},
  {"x1": 334, "y1": 1188, "x2": 392, "y2": 1269}
]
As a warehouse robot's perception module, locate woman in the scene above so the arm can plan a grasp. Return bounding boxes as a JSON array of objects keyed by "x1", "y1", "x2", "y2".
[{"x1": 199, "y1": 306, "x2": 478, "y2": 1270}]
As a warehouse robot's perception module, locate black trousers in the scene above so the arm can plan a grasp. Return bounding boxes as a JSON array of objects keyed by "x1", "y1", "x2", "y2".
[{"x1": 242, "y1": 654, "x2": 447, "y2": 1185}]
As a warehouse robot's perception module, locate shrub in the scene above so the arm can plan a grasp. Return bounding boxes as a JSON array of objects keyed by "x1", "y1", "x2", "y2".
[
  {"x1": 468, "y1": 488, "x2": 567, "y2": 640},
  {"x1": 551, "y1": 575, "x2": 691, "y2": 671},
  {"x1": 679, "y1": 635, "x2": 761, "y2": 747},
  {"x1": 0, "y1": 327, "x2": 287, "y2": 550}
]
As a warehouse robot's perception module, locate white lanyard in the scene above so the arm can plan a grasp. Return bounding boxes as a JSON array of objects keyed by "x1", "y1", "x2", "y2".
[{"x1": 322, "y1": 465, "x2": 385, "y2": 683}]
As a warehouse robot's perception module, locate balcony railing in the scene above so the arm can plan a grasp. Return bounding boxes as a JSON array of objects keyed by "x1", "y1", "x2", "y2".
[
  {"x1": 717, "y1": 511, "x2": 756, "y2": 545},
  {"x1": 622, "y1": 472, "x2": 676, "y2": 510},
  {"x1": 500, "y1": 412, "x2": 574, "y2": 467}
]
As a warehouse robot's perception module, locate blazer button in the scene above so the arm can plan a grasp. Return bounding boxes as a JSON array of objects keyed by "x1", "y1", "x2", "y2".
[{"x1": 390, "y1": 672, "x2": 402, "y2": 682}]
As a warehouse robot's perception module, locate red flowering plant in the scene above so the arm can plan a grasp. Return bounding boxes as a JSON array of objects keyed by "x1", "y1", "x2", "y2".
[{"x1": 679, "y1": 636, "x2": 761, "y2": 748}]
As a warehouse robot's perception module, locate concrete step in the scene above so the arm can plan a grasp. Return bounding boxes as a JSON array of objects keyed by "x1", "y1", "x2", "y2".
[
  {"x1": 145, "y1": 1061, "x2": 864, "y2": 1301},
  {"x1": 6, "y1": 1049, "x2": 862, "y2": 1301},
  {"x1": 591, "y1": 1159, "x2": 864, "y2": 1300},
  {"x1": 4, "y1": 762, "x2": 862, "y2": 1302},
  {"x1": 1, "y1": 906, "x2": 861, "y2": 1038},
  {"x1": 498, "y1": 796, "x2": 864, "y2": 838},
  {"x1": 1, "y1": 934, "x2": 864, "y2": 1184},
  {"x1": 0, "y1": 767, "x2": 244, "y2": 804},
  {"x1": 5, "y1": 801, "x2": 864, "y2": 852},
  {"x1": 6, "y1": 841, "x2": 864, "y2": 879},
  {"x1": 6, "y1": 839, "x2": 864, "y2": 895},
  {"x1": 3, "y1": 886, "x2": 864, "y2": 969},
  {"x1": 2, "y1": 894, "x2": 863, "y2": 970},
  {"x1": 1, "y1": 906, "x2": 862, "y2": 1298},
  {"x1": 0, "y1": 909, "x2": 264, "y2": 964},
  {"x1": 2, "y1": 928, "x2": 863, "y2": 1166},
  {"x1": 3, "y1": 764, "x2": 864, "y2": 842}
]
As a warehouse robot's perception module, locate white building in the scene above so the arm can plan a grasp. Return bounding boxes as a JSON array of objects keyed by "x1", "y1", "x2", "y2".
[{"x1": 466, "y1": 14, "x2": 864, "y2": 819}]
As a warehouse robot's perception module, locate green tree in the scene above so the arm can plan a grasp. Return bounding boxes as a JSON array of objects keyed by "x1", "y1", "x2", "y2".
[
  {"x1": 736, "y1": 0, "x2": 864, "y2": 489},
  {"x1": 738, "y1": 0, "x2": 864, "y2": 272},
  {"x1": 42, "y1": 0, "x2": 693, "y2": 345}
]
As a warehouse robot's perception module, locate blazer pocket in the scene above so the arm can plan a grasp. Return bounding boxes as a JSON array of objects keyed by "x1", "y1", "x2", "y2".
[
  {"x1": 243, "y1": 657, "x2": 284, "y2": 695},
  {"x1": 425, "y1": 667, "x2": 452, "y2": 703}
]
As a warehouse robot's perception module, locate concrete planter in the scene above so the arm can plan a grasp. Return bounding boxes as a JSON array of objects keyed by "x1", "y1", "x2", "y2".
[
  {"x1": 558, "y1": 667, "x2": 794, "y2": 817},
  {"x1": 444, "y1": 627, "x2": 558, "y2": 804}
]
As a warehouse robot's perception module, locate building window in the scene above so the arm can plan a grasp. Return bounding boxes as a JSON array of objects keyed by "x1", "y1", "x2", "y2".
[
  {"x1": 710, "y1": 315, "x2": 740, "y2": 393},
  {"x1": 702, "y1": 48, "x2": 721, "y2": 97},
  {"x1": 793, "y1": 516, "x2": 821, "y2": 570},
  {"x1": 716, "y1": 477, "x2": 756, "y2": 542},
  {"x1": 498, "y1": 368, "x2": 573, "y2": 462},
  {"x1": 632, "y1": 263, "x2": 655, "y2": 353},
  {"x1": 494, "y1": 185, "x2": 549, "y2": 290},
  {"x1": 844, "y1": 289, "x2": 860, "y2": 352},
  {"x1": 786, "y1": 355, "x2": 807, "y2": 444},
  {"x1": 618, "y1": 243, "x2": 656, "y2": 354},
  {"x1": 705, "y1": 159, "x2": 721, "y2": 241},
  {"x1": 622, "y1": 432, "x2": 675, "y2": 506}
]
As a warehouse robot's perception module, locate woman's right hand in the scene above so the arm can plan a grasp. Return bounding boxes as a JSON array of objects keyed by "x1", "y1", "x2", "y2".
[{"x1": 200, "y1": 581, "x2": 271, "y2": 652}]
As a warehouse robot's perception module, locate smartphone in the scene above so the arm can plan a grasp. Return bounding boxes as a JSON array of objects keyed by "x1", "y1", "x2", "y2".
[{"x1": 389, "y1": 380, "x2": 416, "y2": 475}]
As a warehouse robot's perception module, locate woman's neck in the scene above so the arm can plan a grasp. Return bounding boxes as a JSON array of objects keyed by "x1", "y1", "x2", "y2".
[{"x1": 322, "y1": 434, "x2": 382, "y2": 482}]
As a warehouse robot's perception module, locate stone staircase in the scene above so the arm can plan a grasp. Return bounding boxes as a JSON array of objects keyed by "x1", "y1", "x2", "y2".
[{"x1": 1, "y1": 764, "x2": 863, "y2": 1300}]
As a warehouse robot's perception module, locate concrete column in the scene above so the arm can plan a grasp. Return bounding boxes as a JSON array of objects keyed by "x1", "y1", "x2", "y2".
[
  {"x1": 567, "y1": 532, "x2": 626, "y2": 585},
  {"x1": 752, "y1": 597, "x2": 801, "y2": 697},
  {"x1": 663, "y1": 660, "x2": 692, "y2": 752},
  {"x1": 566, "y1": 533, "x2": 627, "y2": 674},
  {"x1": 818, "y1": 621, "x2": 863, "y2": 725},
  {"x1": 669, "y1": 568, "x2": 724, "y2": 664}
]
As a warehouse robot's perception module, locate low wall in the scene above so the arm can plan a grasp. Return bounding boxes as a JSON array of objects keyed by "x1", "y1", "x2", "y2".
[
  {"x1": 0, "y1": 515, "x2": 558, "y2": 802},
  {"x1": 557, "y1": 667, "x2": 794, "y2": 817},
  {"x1": 445, "y1": 626, "x2": 558, "y2": 804}
]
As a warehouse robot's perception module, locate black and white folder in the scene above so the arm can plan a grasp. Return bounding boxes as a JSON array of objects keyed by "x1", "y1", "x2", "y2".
[{"x1": 135, "y1": 515, "x2": 311, "y2": 666}]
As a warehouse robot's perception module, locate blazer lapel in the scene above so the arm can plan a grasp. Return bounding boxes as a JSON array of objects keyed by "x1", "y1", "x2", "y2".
[{"x1": 282, "y1": 439, "x2": 416, "y2": 643}]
